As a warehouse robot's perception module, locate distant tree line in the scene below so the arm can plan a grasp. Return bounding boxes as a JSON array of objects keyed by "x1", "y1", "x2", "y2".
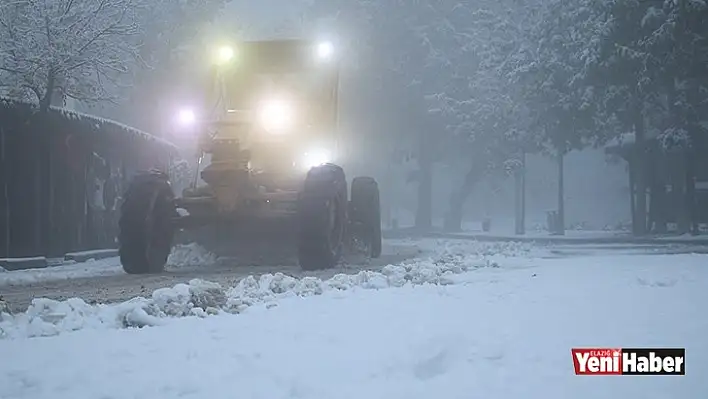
[{"x1": 305, "y1": 0, "x2": 708, "y2": 235}]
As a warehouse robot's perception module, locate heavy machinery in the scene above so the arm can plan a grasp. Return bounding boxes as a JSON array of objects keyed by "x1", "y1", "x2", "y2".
[{"x1": 118, "y1": 39, "x2": 382, "y2": 274}]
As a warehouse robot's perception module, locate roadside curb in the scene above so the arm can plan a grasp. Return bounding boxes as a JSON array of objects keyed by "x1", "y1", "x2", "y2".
[
  {"x1": 383, "y1": 230, "x2": 708, "y2": 246},
  {"x1": 0, "y1": 249, "x2": 119, "y2": 272},
  {"x1": 0, "y1": 257, "x2": 49, "y2": 271},
  {"x1": 64, "y1": 249, "x2": 119, "y2": 263}
]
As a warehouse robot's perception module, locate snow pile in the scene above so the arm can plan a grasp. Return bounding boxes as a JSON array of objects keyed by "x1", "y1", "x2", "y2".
[
  {"x1": 0, "y1": 252, "x2": 496, "y2": 339},
  {"x1": 0, "y1": 266, "x2": 5, "y2": 272},
  {"x1": 166, "y1": 243, "x2": 218, "y2": 268},
  {"x1": 417, "y1": 238, "x2": 535, "y2": 258},
  {"x1": 224, "y1": 255, "x2": 495, "y2": 312}
]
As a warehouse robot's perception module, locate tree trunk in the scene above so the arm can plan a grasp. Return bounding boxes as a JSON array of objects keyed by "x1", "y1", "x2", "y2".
[
  {"x1": 628, "y1": 158, "x2": 637, "y2": 231},
  {"x1": 385, "y1": 159, "x2": 393, "y2": 228},
  {"x1": 444, "y1": 166, "x2": 483, "y2": 232},
  {"x1": 414, "y1": 129, "x2": 433, "y2": 230},
  {"x1": 650, "y1": 179, "x2": 668, "y2": 234},
  {"x1": 632, "y1": 100, "x2": 648, "y2": 235},
  {"x1": 515, "y1": 152, "x2": 526, "y2": 235},
  {"x1": 556, "y1": 152, "x2": 565, "y2": 235},
  {"x1": 685, "y1": 149, "x2": 698, "y2": 235},
  {"x1": 674, "y1": 156, "x2": 689, "y2": 234},
  {"x1": 415, "y1": 157, "x2": 433, "y2": 230},
  {"x1": 39, "y1": 72, "x2": 55, "y2": 113}
]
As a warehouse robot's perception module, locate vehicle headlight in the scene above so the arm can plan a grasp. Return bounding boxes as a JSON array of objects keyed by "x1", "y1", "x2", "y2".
[
  {"x1": 316, "y1": 41, "x2": 334, "y2": 61},
  {"x1": 302, "y1": 148, "x2": 331, "y2": 169},
  {"x1": 176, "y1": 107, "x2": 196, "y2": 125},
  {"x1": 258, "y1": 98, "x2": 295, "y2": 133},
  {"x1": 215, "y1": 45, "x2": 235, "y2": 65}
]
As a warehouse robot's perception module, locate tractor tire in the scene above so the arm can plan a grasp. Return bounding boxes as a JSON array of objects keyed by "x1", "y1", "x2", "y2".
[
  {"x1": 118, "y1": 170, "x2": 176, "y2": 274},
  {"x1": 298, "y1": 163, "x2": 348, "y2": 271},
  {"x1": 350, "y1": 176, "x2": 382, "y2": 258}
]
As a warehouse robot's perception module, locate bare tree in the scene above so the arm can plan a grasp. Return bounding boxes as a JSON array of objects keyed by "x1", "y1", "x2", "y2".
[{"x1": 0, "y1": 0, "x2": 144, "y2": 112}]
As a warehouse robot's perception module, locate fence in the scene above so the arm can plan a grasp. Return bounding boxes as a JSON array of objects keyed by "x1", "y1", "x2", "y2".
[{"x1": 0, "y1": 98, "x2": 179, "y2": 258}]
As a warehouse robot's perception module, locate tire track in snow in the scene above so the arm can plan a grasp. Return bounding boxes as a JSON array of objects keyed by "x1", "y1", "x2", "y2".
[{"x1": 0, "y1": 241, "x2": 423, "y2": 313}]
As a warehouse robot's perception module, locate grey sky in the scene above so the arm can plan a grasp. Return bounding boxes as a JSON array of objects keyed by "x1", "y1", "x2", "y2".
[{"x1": 223, "y1": 0, "x2": 309, "y2": 36}]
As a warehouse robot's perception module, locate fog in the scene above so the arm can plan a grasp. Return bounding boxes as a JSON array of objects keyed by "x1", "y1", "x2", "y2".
[
  {"x1": 216, "y1": 0, "x2": 634, "y2": 233},
  {"x1": 2, "y1": 0, "x2": 705, "y2": 239}
]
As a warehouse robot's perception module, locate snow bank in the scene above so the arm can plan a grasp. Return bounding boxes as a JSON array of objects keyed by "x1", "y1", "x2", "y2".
[
  {"x1": 0, "y1": 251, "x2": 496, "y2": 339},
  {"x1": 0, "y1": 257, "x2": 123, "y2": 287},
  {"x1": 414, "y1": 238, "x2": 536, "y2": 258},
  {"x1": 166, "y1": 243, "x2": 218, "y2": 268},
  {"x1": 1, "y1": 253, "x2": 706, "y2": 399}
]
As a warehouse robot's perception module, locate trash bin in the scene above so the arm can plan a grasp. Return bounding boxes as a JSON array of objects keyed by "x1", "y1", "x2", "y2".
[{"x1": 482, "y1": 217, "x2": 491, "y2": 232}]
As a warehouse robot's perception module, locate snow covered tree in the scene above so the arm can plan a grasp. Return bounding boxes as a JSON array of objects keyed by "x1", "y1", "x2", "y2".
[
  {"x1": 92, "y1": 0, "x2": 232, "y2": 131},
  {"x1": 0, "y1": 0, "x2": 145, "y2": 112},
  {"x1": 582, "y1": 0, "x2": 662, "y2": 235},
  {"x1": 429, "y1": 1, "x2": 546, "y2": 231},
  {"x1": 305, "y1": 0, "x2": 547, "y2": 230},
  {"x1": 0, "y1": 0, "x2": 149, "y2": 256},
  {"x1": 514, "y1": 0, "x2": 607, "y2": 235},
  {"x1": 575, "y1": 0, "x2": 708, "y2": 234},
  {"x1": 639, "y1": 0, "x2": 708, "y2": 233}
]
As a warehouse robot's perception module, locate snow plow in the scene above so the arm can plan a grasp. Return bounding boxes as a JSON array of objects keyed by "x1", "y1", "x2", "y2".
[{"x1": 118, "y1": 39, "x2": 382, "y2": 274}]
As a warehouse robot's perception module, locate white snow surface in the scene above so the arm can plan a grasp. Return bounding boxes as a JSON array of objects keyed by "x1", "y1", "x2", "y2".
[
  {"x1": 0, "y1": 244, "x2": 218, "y2": 286},
  {"x1": 0, "y1": 251, "x2": 705, "y2": 398},
  {"x1": 0, "y1": 245, "x2": 504, "y2": 339},
  {"x1": 166, "y1": 243, "x2": 219, "y2": 268}
]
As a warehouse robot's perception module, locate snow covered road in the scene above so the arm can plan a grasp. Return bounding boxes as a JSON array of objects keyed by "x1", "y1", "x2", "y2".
[
  {"x1": 1, "y1": 248, "x2": 706, "y2": 398},
  {"x1": 0, "y1": 240, "x2": 427, "y2": 313},
  {"x1": 1, "y1": 238, "x2": 705, "y2": 313}
]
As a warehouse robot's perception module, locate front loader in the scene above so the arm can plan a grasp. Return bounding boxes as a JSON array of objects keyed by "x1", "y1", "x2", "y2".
[{"x1": 118, "y1": 39, "x2": 382, "y2": 274}]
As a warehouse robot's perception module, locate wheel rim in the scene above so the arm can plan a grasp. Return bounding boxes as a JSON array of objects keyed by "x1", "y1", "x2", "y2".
[{"x1": 353, "y1": 233, "x2": 372, "y2": 256}]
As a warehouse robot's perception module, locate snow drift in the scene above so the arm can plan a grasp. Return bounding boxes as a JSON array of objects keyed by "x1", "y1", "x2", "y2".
[
  {"x1": 0, "y1": 250, "x2": 498, "y2": 339},
  {"x1": 166, "y1": 243, "x2": 218, "y2": 268}
]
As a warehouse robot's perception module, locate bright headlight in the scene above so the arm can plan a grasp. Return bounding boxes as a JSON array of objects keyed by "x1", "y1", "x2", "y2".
[
  {"x1": 302, "y1": 148, "x2": 331, "y2": 169},
  {"x1": 316, "y1": 41, "x2": 334, "y2": 60},
  {"x1": 258, "y1": 98, "x2": 295, "y2": 133},
  {"x1": 177, "y1": 107, "x2": 196, "y2": 125},
  {"x1": 215, "y1": 45, "x2": 235, "y2": 65}
]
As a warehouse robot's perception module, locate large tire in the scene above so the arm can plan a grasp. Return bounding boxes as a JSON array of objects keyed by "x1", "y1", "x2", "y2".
[
  {"x1": 118, "y1": 170, "x2": 176, "y2": 274},
  {"x1": 350, "y1": 176, "x2": 382, "y2": 258},
  {"x1": 298, "y1": 164, "x2": 348, "y2": 271}
]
